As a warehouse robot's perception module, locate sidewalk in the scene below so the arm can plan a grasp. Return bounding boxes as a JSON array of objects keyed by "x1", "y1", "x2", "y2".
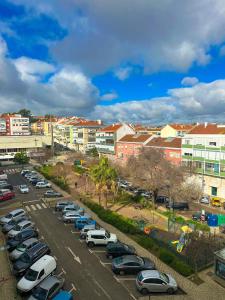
[{"x1": 0, "y1": 233, "x2": 21, "y2": 300}]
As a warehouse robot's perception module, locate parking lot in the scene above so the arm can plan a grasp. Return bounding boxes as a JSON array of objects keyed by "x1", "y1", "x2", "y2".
[{"x1": 1, "y1": 167, "x2": 153, "y2": 300}]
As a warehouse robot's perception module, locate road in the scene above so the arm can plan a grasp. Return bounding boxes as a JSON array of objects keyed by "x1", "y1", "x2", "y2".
[{"x1": 2, "y1": 167, "x2": 140, "y2": 300}]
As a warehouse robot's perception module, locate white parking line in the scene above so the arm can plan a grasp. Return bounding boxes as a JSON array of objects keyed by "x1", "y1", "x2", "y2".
[
  {"x1": 25, "y1": 206, "x2": 31, "y2": 212},
  {"x1": 92, "y1": 250, "x2": 106, "y2": 253},
  {"x1": 36, "y1": 204, "x2": 42, "y2": 210},
  {"x1": 69, "y1": 283, "x2": 76, "y2": 293},
  {"x1": 93, "y1": 278, "x2": 112, "y2": 300},
  {"x1": 31, "y1": 205, "x2": 36, "y2": 211},
  {"x1": 116, "y1": 277, "x2": 136, "y2": 281},
  {"x1": 71, "y1": 230, "x2": 80, "y2": 234},
  {"x1": 25, "y1": 199, "x2": 40, "y2": 203}
]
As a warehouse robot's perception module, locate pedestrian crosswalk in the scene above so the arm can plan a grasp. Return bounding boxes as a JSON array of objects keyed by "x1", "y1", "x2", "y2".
[
  {"x1": 3, "y1": 168, "x2": 21, "y2": 174},
  {"x1": 25, "y1": 202, "x2": 47, "y2": 212}
]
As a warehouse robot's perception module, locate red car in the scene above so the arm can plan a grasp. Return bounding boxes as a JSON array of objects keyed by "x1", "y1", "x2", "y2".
[{"x1": 0, "y1": 190, "x2": 15, "y2": 201}]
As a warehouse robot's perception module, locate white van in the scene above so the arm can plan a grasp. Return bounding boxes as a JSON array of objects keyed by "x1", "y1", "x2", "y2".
[{"x1": 17, "y1": 255, "x2": 56, "y2": 293}]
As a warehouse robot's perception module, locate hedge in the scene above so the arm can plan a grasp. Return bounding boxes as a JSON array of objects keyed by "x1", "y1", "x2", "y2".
[{"x1": 83, "y1": 200, "x2": 193, "y2": 277}]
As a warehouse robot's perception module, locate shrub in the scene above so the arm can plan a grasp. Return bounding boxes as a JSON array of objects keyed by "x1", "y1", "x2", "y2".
[
  {"x1": 159, "y1": 248, "x2": 175, "y2": 264},
  {"x1": 171, "y1": 260, "x2": 193, "y2": 277}
]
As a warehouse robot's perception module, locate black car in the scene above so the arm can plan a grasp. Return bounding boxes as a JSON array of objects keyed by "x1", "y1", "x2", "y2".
[
  {"x1": 112, "y1": 255, "x2": 155, "y2": 275},
  {"x1": 2, "y1": 216, "x2": 29, "y2": 234},
  {"x1": 44, "y1": 190, "x2": 62, "y2": 198},
  {"x1": 0, "y1": 184, "x2": 13, "y2": 191},
  {"x1": 30, "y1": 178, "x2": 43, "y2": 185},
  {"x1": 166, "y1": 202, "x2": 189, "y2": 210},
  {"x1": 156, "y1": 196, "x2": 169, "y2": 204},
  {"x1": 7, "y1": 229, "x2": 39, "y2": 252},
  {"x1": 106, "y1": 242, "x2": 136, "y2": 259},
  {"x1": 13, "y1": 242, "x2": 50, "y2": 276}
]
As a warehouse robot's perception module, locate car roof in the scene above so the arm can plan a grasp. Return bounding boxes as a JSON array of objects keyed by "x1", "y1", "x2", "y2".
[
  {"x1": 120, "y1": 255, "x2": 139, "y2": 263},
  {"x1": 88, "y1": 229, "x2": 106, "y2": 235},
  {"x1": 27, "y1": 242, "x2": 45, "y2": 254},
  {"x1": 17, "y1": 220, "x2": 31, "y2": 226},
  {"x1": 38, "y1": 275, "x2": 60, "y2": 290},
  {"x1": 10, "y1": 208, "x2": 25, "y2": 215},
  {"x1": 22, "y1": 238, "x2": 38, "y2": 246},
  {"x1": 30, "y1": 255, "x2": 55, "y2": 271},
  {"x1": 139, "y1": 270, "x2": 161, "y2": 279}
]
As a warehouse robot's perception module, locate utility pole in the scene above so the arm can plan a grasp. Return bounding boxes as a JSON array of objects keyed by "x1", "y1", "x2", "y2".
[{"x1": 50, "y1": 115, "x2": 54, "y2": 157}]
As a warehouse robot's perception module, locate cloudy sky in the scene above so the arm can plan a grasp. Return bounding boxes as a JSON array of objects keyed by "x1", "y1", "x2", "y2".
[{"x1": 1, "y1": 0, "x2": 225, "y2": 124}]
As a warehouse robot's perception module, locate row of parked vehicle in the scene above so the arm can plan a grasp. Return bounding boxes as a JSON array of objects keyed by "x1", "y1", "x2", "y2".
[
  {"x1": 21, "y1": 169, "x2": 52, "y2": 189},
  {"x1": 0, "y1": 208, "x2": 72, "y2": 299},
  {"x1": 0, "y1": 176, "x2": 15, "y2": 202},
  {"x1": 54, "y1": 200, "x2": 178, "y2": 295}
]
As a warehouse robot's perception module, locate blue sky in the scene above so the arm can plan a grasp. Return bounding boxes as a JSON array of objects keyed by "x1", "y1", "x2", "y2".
[{"x1": 1, "y1": 0, "x2": 225, "y2": 124}]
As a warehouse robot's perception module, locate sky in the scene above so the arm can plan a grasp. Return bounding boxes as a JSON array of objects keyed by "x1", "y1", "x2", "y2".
[{"x1": 1, "y1": 0, "x2": 225, "y2": 124}]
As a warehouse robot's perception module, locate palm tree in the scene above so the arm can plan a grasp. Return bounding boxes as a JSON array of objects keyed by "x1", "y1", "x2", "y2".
[{"x1": 89, "y1": 157, "x2": 118, "y2": 207}]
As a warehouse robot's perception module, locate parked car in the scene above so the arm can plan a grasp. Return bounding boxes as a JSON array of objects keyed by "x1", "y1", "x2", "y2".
[
  {"x1": 0, "y1": 180, "x2": 7, "y2": 185},
  {"x1": 19, "y1": 185, "x2": 29, "y2": 194},
  {"x1": 80, "y1": 224, "x2": 97, "y2": 239},
  {"x1": 30, "y1": 178, "x2": 43, "y2": 186},
  {"x1": 156, "y1": 196, "x2": 169, "y2": 204},
  {"x1": 36, "y1": 181, "x2": 52, "y2": 189},
  {"x1": 0, "y1": 190, "x2": 15, "y2": 201},
  {"x1": 62, "y1": 204, "x2": 83, "y2": 214},
  {"x1": 106, "y1": 242, "x2": 136, "y2": 259},
  {"x1": 44, "y1": 190, "x2": 62, "y2": 198},
  {"x1": 62, "y1": 212, "x2": 89, "y2": 223},
  {"x1": 0, "y1": 209, "x2": 26, "y2": 225},
  {"x1": 25, "y1": 172, "x2": 37, "y2": 179},
  {"x1": 21, "y1": 169, "x2": 31, "y2": 176},
  {"x1": 112, "y1": 255, "x2": 155, "y2": 275},
  {"x1": 28, "y1": 275, "x2": 64, "y2": 300},
  {"x1": 8, "y1": 220, "x2": 34, "y2": 238},
  {"x1": 136, "y1": 270, "x2": 178, "y2": 295},
  {"x1": 166, "y1": 202, "x2": 189, "y2": 210},
  {"x1": 17, "y1": 255, "x2": 57, "y2": 293},
  {"x1": 86, "y1": 229, "x2": 117, "y2": 247},
  {"x1": 74, "y1": 217, "x2": 95, "y2": 230},
  {"x1": 0, "y1": 183, "x2": 13, "y2": 190},
  {"x1": 13, "y1": 242, "x2": 51, "y2": 276},
  {"x1": 211, "y1": 197, "x2": 222, "y2": 207},
  {"x1": 0, "y1": 171, "x2": 7, "y2": 180},
  {"x1": 200, "y1": 195, "x2": 210, "y2": 204},
  {"x1": 9, "y1": 238, "x2": 39, "y2": 261},
  {"x1": 7, "y1": 229, "x2": 39, "y2": 252},
  {"x1": 55, "y1": 201, "x2": 74, "y2": 212},
  {"x1": 53, "y1": 291, "x2": 73, "y2": 300},
  {"x1": 2, "y1": 216, "x2": 29, "y2": 234}
]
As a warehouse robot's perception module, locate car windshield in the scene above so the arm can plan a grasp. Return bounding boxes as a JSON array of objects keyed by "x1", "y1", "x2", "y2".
[
  {"x1": 114, "y1": 257, "x2": 123, "y2": 264},
  {"x1": 5, "y1": 213, "x2": 12, "y2": 218},
  {"x1": 20, "y1": 185, "x2": 27, "y2": 189},
  {"x1": 137, "y1": 257, "x2": 144, "y2": 265},
  {"x1": 160, "y1": 273, "x2": 169, "y2": 283},
  {"x1": 32, "y1": 286, "x2": 48, "y2": 300},
  {"x1": 105, "y1": 231, "x2": 110, "y2": 238},
  {"x1": 20, "y1": 253, "x2": 31, "y2": 263},
  {"x1": 16, "y1": 244, "x2": 26, "y2": 252},
  {"x1": 8, "y1": 220, "x2": 16, "y2": 225},
  {"x1": 25, "y1": 269, "x2": 38, "y2": 281},
  {"x1": 13, "y1": 225, "x2": 21, "y2": 231}
]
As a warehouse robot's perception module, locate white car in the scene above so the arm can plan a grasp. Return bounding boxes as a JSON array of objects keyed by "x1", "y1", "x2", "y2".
[
  {"x1": 19, "y1": 185, "x2": 29, "y2": 193},
  {"x1": 8, "y1": 220, "x2": 34, "y2": 238},
  {"x1": 200, "y1": 196, "x2": 210, "y2": 204},
  {"x1": 36, "y1": 181, "x2": 51, "y2": 188},
  {"x1": 86, "y1": 229, "x2": 117, "y2": 247}
]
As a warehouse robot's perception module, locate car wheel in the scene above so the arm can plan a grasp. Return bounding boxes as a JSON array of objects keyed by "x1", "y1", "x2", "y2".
[
  {"x1": 141, "y1": 288, "x2": 148, "y2": 295},
  {"x1": 108, "y1": 254, "x2": 113, "y2": 259},
  {"x1": 119, "y1": 270, "x2": 125, "y2": 275},
  {"x1": 88, "y1": 242, "x2": 94, "y2": 248},
  {"x1": 167, "y1": 288, "x2": 175, "y2": 295},
  {"x1": 80, "y1": 235, "x2": 85, "y2": 239}
]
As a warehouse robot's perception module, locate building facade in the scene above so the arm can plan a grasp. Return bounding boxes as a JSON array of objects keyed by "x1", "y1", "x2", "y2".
[
  {"x1": 0, "y1": 114, "x2": 30, "y2": 136},
  {"x1": 95, "y1": 124, "x2": 135, "y2": 157},
  {"x1": 182, "y1": 123, "x2": 225, "y2": 197},
  {"x1": 161, "y1": 124, "x2": 194, "y2": 138},
  {"x1": 116, "y1": 134, "x2": 152, "y2": 163},
  {"x1": 146, "y1": 137, "x2": 182, "y2": 165}
]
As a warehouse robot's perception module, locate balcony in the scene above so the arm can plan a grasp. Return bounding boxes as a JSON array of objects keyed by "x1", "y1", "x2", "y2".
[{"x1": 182, "y1": 144, "x2": 193, "y2": 148}]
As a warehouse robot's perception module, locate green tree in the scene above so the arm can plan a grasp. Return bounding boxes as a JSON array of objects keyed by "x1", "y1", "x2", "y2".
[
  {"x1": 13, "y1": 152, "x2": 30, "y2": 164},
  {"x1": 17, "y1": 109, "x2": 32, "y2": 117},
  {"x1": 86, "y1": 147, "x2": 99, "y2": 157},
  {"x1": 89, "y1": 156, "x2": 118, "y2": 207}
]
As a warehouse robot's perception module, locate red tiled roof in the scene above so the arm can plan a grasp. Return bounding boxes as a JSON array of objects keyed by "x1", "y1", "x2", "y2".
[
  {"x1": 100, "y1": 124, "x2": 122, "y2": 132},
  {"x1": 118, "y1": 134, "x2": 152, "y2": 143},
  {"x1": 146, "y1": 137, "x2": 182, "y2": 148},
  {"x1": 170, "y1": 124, "x2": 194, "y2": 131},
  {"x1": 188, "y1": 123, "x2": 225, "y2": 134}
]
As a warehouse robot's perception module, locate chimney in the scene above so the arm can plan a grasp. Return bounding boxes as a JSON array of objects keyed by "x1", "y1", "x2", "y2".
[{"x1": 204, "y1": 122, "x2": 208, "y2": 128}]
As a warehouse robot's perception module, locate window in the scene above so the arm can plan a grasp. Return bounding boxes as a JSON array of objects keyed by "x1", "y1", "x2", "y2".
[
  {"x1": 184, "y1": 153, "x2": 192, "y2": 157},
  {"x1": 216, "y1": 260, "x2": 225, "y2": 280},
  {"x1": 209, "y1": 142, "x2": 216, "y2": 146},
  {"x1": 185, "y1": 140, "x2": 190, "y2": 145},
  {"x1": 211, "y1": 186, "x2": 217, "y2": 196},
  {"x1": 38, "y1": 269, "x2": 45, "y2": 279}
]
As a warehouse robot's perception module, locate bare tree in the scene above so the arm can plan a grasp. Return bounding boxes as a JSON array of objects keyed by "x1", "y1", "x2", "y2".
[{"x1": 53, "y1": 162, "x2": 72, "y2": 184}]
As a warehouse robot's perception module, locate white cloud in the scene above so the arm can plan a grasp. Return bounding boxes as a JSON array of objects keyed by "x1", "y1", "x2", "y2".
[
  {"x1": 101, "y1": 92, "x2": 118, "y2": 101},
  {"x1": 91, "y1": 79, "x2": 225, "y2": 123},
  {"x1": 13, "y1": 57, "x2": 56, "y2": 82},
  {"x1": 0, "y1": 37, "x2": 99, "y2": 115},
  {"x1": 181, "y1": 77, "x2": 199, "y2": 86},
  {"x1": 114, "y1": 67, "x2": 132, "y2": 80}
]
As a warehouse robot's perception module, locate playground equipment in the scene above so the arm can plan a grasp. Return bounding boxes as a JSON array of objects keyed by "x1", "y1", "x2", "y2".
[{"x1": 171, "y1": 225, "x2": 192, "y2": 253}]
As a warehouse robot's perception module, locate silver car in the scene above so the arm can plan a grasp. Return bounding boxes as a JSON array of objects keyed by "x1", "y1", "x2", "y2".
[
  {"x1": 0, "y1": 209, "x2": 26, "y2": 225},
  {"x1": 63, "y1": 212, "x2": 89, "y2": 223},
  {"x1": 9, "y1": 238, "x2": 39, "y2": 261},
  {"x1": 80, "y1": 224, "x2": 97, "y2": 239},
  {"x1": 136, "y1": 270, "x2": 178, "y2": 295},
  {"x1": 8, "y1": 220, "x2": 34, "y2": 238}
]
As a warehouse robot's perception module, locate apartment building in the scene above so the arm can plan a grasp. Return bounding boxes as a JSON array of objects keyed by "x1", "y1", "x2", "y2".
[
  {"x1": 134, "y1": 125, "x2": 161, "y2": 135},
  {"x1": 182, "y1": 123, "x2": 225, "y2": 197},
  {"x1": 146, "y1": 137, "x2": 182, "y2": 165},
  {"x1": 161, "y1": 124, "x2": 194, "y2": 138},
  {"x1": 95, "y1": 124, "x2": 135, "y2": 158},
  {"x1": 0, "y1": 114, "x2": 30, "y2": 136},
  {"x1": 31, "y1": 119, "x2": 56, "y2": 136},
  {"x1": 116, "y1": 134, "x2": 152, "y2": 163}
]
